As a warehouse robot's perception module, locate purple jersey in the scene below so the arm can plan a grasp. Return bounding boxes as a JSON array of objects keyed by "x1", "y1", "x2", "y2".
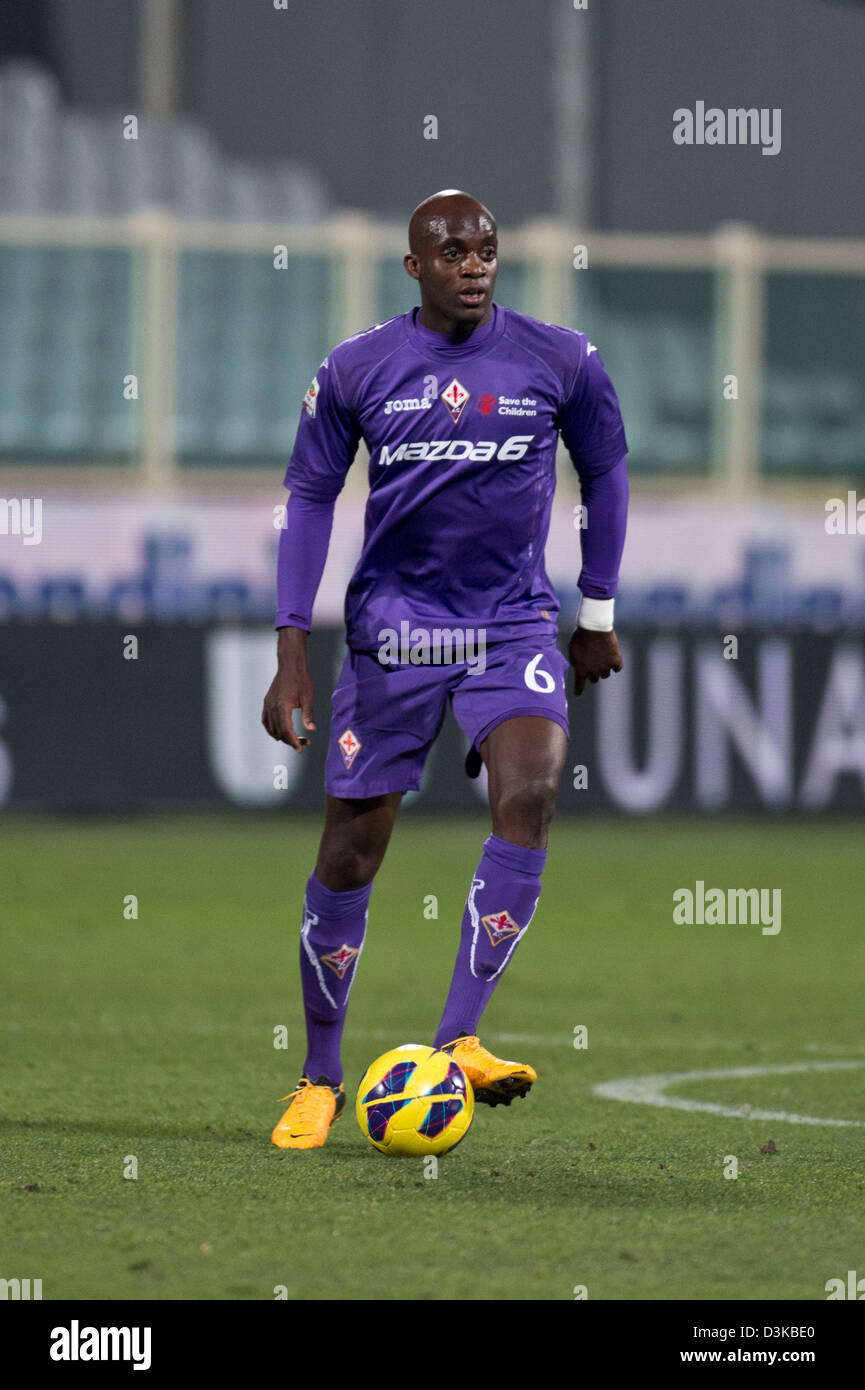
[{"x1": 284, "y1": 303, "x2": 627, "y2": 651}]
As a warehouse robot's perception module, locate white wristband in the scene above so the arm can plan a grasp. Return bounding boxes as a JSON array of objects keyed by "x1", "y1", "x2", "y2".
[{"x1": 577, "y1": 595, "x2": 615, "y2": 632}]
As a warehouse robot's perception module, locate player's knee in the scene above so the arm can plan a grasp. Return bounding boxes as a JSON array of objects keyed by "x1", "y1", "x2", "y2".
[
  {"x1": 491, "y1": 775, "x2": 559, "y2": 848},
  {"x1": 316, "y1": 839, "x2": 384, "y2": 892}
]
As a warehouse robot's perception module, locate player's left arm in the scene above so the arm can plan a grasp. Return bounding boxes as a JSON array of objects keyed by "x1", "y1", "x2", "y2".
[
  {"x1": 568, "y1": 452, "x2": 627, "y2": 696},
  {"x1": 558, "y1": 343, "x2": 629, "y2": 698}
]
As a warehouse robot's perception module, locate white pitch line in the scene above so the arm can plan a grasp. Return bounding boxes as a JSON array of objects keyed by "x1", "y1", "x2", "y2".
[{"x1": 593, "y1": 1060, "x2": 865, "y2": 1128}]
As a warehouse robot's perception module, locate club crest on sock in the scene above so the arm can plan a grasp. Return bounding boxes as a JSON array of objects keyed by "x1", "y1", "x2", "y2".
[
  {"x1": 320, "y1": 943, "x2": 360, "y2": 978},
  {"x1": 481, "y1": 909, "x2": 520, "y2": 947},
  {"x1": 337, "y1": 728, "x2": 361, "y2": 769}
]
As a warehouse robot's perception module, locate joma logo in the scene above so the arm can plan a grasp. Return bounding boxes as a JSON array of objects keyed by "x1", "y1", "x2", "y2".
[{"x1": 383, "y1": 396, "x2": 432, "y2": 415}]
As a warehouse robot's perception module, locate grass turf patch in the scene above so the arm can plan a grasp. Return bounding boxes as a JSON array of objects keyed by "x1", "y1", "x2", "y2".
[{"x1": 1, "y1": 815, "x2": 863, "y2": 1300}]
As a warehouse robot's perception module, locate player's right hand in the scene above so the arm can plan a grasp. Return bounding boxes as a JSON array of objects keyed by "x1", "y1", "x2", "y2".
[{"x1": 261, "y1": 632, "x2": 316, "y2": 752}]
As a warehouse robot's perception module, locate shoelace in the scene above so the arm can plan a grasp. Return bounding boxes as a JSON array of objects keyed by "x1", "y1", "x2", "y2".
[
  {"x1": 278, "y1": 1079, "x2": 311, "y2": 1106},
  {"x1": 278, "y1": 1079, "x2": 331, "y2": 1112}
]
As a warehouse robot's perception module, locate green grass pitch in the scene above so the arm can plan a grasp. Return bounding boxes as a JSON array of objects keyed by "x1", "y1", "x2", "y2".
[{"x1": 1, "y1": 815, "x2": 863, "y2": 1301}]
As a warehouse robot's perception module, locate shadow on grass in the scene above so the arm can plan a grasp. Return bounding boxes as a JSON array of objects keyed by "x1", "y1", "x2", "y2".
[{"x1": 0, "y1": 1114, "x2": 379, "y2": 1163}]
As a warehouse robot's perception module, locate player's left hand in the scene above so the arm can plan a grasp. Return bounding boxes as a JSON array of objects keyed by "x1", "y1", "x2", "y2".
[{"x1": 568, "y1": 627, "x2": 623, "y2": 698}]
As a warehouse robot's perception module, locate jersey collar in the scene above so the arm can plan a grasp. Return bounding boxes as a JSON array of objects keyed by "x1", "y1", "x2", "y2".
[{"x1": 404, "y1": 302, "x2": 506, "y2": 357}]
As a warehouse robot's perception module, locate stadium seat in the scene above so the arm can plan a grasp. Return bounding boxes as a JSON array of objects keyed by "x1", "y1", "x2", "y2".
[{"x1": 0, "y1": 59, "x2": 330, "y2": 463}]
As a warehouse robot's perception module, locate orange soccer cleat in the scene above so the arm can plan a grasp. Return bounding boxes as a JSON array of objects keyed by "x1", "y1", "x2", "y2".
[
  {"x1": 440, "y1": 1034, "x2": 537, "y2": 1107},
  {"x1": 271, "y1": 1075, "x2": 346, "y2": 1150}
]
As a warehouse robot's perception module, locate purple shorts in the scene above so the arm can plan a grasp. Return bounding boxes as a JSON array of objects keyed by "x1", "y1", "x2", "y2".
[{"x1": 325, "y1": 636, "x2": 570, "y2": 798}]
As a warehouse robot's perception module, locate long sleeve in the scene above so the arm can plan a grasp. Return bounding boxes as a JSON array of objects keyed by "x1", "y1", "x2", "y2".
[
  {"x1": 274, "y1": 491, "x2": 336, "y2": 631},
  {"x1": 577, "y1": 452, "x2": 629, "y2": 599},
  {"x1": 275, "y1": 345, "x2": 360, "y2": 630},
  {"x1": 283, "y1": 353, "x2": 361, "y2": 502},
  {"x1": 557, "y1": 340, "x2": 629, "y2": 605}
]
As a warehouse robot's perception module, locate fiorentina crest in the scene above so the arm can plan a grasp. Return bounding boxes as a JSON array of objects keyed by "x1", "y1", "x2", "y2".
[
  {"x1": 441, "y1": 377, "x2": 470, "y2": 423},
  {"x1": 320, "y1": 944, "x2": 359, "y2": 978},
  {"x1": 338, "y1": 728, "x2": 361, "y2": 769},
  {"x1": 481, "y1": 909, "x2": 520, "y2": 947}
]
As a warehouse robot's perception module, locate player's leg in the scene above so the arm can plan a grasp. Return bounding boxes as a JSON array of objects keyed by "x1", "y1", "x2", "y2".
[
  {"x1": 301, "y1": 792, "x2": 401, "y2": 1083},
  {"x1": 440, "y1": 641, "x2": 570, "y2": 1102},
  {"x1": 436, "y1": 717, "x2": 567, "y2": 1101},
  {"x1": 484, "y1": 714, "x2": 568, "y2": 850},
  {"x1": 272, "y1": 793, "x2": 401, "y2": 1149},
  {"x1": 315, "y1": 791, "x2": 403, "y2": 891},
  {"x1": 273, "y1": 650, "x2": 446, "y2": 1148}
]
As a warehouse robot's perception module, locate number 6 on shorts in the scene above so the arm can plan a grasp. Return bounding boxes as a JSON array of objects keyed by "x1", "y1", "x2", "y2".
[{"x1": 523, "y1": 652, "x2": 556, "y2": 694}]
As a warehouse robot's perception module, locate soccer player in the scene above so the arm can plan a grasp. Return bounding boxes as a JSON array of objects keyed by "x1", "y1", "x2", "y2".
[{"x1": 262, "y1": 190, "x2": 628, "y2": 1149}]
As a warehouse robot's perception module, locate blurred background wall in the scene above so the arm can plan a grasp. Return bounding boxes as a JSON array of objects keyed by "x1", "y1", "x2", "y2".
[
  {"x1": 0, "y1": 0, "x2": 863, "y2": 814},
  {"x1": 11, "y1": 0, "x2": 863, "y2": 233}
]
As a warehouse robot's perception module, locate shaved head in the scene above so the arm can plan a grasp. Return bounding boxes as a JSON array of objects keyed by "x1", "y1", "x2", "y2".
[
  {"x1": 408, "y1": 190, "x2": 496, "y2": 255},
  {"x1": 404, "y1": 190, "x2": 499, "y2": 336}
]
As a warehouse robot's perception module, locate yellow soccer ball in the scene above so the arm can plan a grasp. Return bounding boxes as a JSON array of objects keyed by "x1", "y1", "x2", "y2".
[{"x1": 355, "y1": 1044, "x2": 474, "y2": 1157}]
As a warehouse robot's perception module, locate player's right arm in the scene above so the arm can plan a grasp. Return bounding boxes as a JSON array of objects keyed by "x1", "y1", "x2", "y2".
[
  {"x1": 261, "y1": 354, "x2": 361, "y2": 751},
  {"x1": 261, "y1": 494, "x2": 334, "y2": 750}
]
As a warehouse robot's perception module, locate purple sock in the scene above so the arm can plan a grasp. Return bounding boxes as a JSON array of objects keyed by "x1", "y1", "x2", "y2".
[
  {"x1": 299, "y1": 871, "x2": 371, "y2": 1085},
  {"x1": 434, "y1": 835, "x2": 547, "y2": 1048}
]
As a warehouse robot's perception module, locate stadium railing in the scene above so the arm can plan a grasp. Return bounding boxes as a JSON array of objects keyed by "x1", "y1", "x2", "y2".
[{"x1": 0, "y1": 210, "x2": 862, "y2": 493}]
